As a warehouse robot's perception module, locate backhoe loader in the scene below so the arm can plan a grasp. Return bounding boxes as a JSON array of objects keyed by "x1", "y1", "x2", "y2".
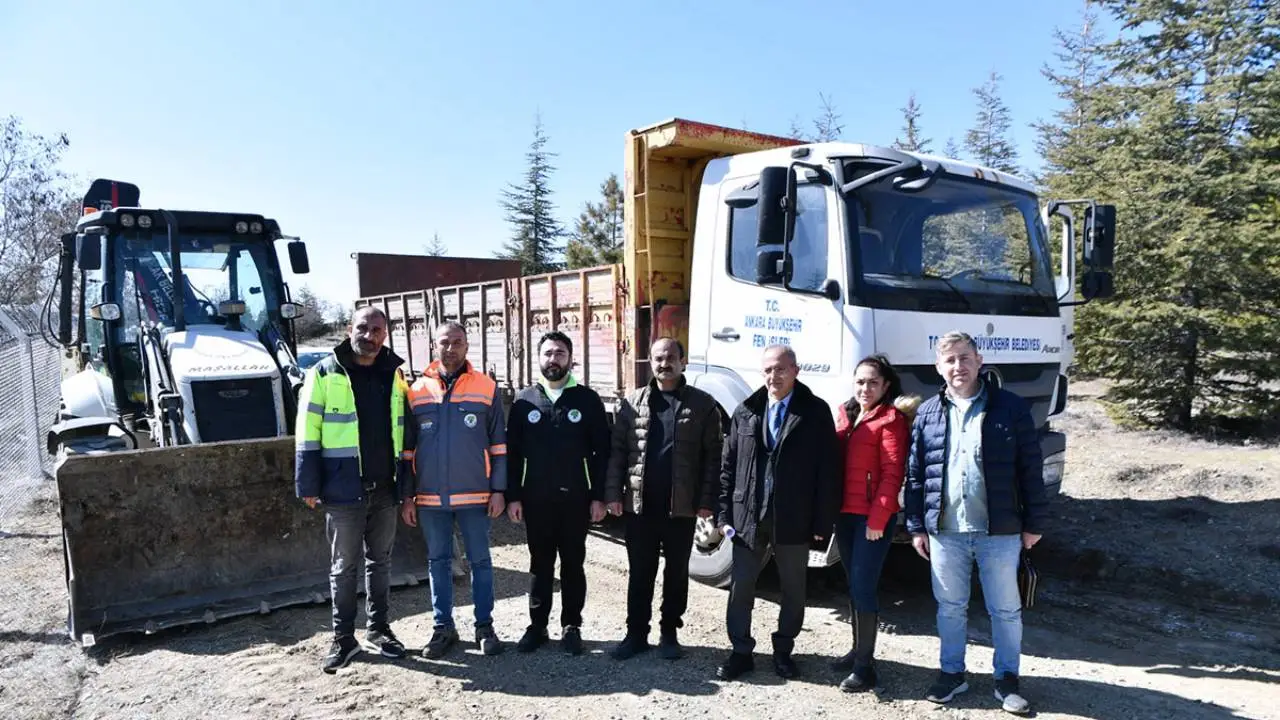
[{"x1": 43, "y1": 179, "x2": 426, "y2": 645}]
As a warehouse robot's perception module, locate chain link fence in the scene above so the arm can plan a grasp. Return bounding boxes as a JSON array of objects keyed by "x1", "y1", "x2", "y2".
[{"x1": 0, "y1": 305, "x2": 63, "y2": 527}]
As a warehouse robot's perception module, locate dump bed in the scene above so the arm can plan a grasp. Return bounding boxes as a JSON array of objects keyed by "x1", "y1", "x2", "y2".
[
  {"x1": 356, "y1": 264, "x2": 625, "y2": 402},
  {"x1": 621, "y1": 119, "x2": 798, "y2": 388}
]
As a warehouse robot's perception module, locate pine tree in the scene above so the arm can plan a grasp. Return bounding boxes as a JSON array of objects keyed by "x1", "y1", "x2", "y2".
[
  {"x1": 565, "y1": 174, "x2": 624, "y2": 269},
  {"x1": 1043, "y1": 0, "x2": 1280, "y2": 432},
  {"x1": 964, "y1": 71, "x2": 1020, "y2": 173},
  {"x1": 813, "y1": 92, "x2": 844, "y2": 142},
  {"x1": 498, "y1": 116, "x2": 564, "y2": 275},
  {"x1": 423, "y1": 232, "x2": 447, "y2": 256},
  {"x1": 788, "y1": 115, "x2": 807, "y2": 141},
  {"x1": 893, "y1": 92, "x2": 933, "y2": 153},
  {"x1": 943, "y1": 137, "x2": 963, "y2": 160}
]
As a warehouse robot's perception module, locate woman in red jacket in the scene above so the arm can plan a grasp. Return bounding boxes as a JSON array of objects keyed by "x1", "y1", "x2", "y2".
[{"x1": 830, "y1": 354, "x2": 916, "y2": 693}]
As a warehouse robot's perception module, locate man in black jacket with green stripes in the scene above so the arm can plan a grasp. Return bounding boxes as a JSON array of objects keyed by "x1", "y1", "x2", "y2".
[{"x1": 505, "y1": 331, "x2": 611, "y2": 655}]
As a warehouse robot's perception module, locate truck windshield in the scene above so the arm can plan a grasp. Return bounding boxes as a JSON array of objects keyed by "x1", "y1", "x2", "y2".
[
  {"x1": 113, "y1": 233, "x2": 284, "y2": 336},
  {"x1": 843, "y1": 160, "x2": 1057, "y2": 316}
]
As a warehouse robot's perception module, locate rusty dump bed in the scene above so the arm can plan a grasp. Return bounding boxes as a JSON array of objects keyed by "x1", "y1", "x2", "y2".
[{"x1": 55, "y1": 438, "x2": 427, "y2": 644}]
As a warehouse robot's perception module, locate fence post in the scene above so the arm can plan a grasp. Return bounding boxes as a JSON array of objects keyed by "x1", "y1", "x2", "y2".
[{"x1": 0, "y1": 309, "x2": 43, "y2": 480}]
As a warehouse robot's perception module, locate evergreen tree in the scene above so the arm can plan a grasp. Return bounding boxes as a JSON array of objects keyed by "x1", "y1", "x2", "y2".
[
  {"x1": 423, "y1": 232, "x2": 447, "y2": 256},
  {"x1": 813, "y1": 92, "x2": 844, "y2": 142},
  {"x1": 964, "y1": 71, "x2": 1021, "y2": 173},
  {"x1": 1043, "y1": 0, "x2": 1280, "y2": 432},
  {"x1": 565, "y1": 174, "x2": 624, "y2": 269},
  {"x1": 893, "y1": 92, "x2": 933, "y2": 153},
  {"x1": 943, "y1": 136, "x2": 963, "y2": 160},
  {"x1": 498, "y1": 116, "x2": 564, "y2": 274}
]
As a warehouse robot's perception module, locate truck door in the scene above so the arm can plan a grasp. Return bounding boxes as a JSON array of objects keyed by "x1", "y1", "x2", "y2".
[{"x1": 703, "y1": 176, "x2": 845, "y2": 401}]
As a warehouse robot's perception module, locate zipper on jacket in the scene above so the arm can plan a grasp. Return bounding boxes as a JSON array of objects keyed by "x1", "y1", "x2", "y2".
[{"x1": 866, "y1": 471, "x2": 873, "y2": 503}]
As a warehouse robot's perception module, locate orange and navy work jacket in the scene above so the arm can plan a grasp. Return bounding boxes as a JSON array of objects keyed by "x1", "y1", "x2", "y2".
[{"x1": 399, "y1": 360, "x2": 507, "y2": 510}]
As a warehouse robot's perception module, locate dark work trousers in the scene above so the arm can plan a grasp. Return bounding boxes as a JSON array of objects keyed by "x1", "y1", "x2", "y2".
[
  {"x1": 625, "y1": 512, "x2": 697, "y2": 634},
  {"x1": 525, "y1": 497, "x2": 590, "y2": 629},
  {"x1": 725, "y1": 512, "x2": 810, "y2": 656},
  {"x1": 324, "y1": 489, "x2": 398, "y2": 639}
]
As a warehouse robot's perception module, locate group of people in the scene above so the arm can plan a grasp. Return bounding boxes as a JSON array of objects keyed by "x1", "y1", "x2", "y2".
[{"x1": 294, "y1": 305, "x2": 1049, "y2": 716}]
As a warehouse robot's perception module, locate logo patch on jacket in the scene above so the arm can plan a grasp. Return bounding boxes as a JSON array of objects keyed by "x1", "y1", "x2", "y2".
[
  {"x1": 422, "y1": 419, "x2": 434, "y2": 430},
  {"x1": 527, "y1": 409, "x2": 542, "y2": 423},
  {"x1": 464, "y1": 413, "x2": 478, "y2": 428},
  {"x1": 568, "y1": 409, "x2": 582, "y2": 423}
]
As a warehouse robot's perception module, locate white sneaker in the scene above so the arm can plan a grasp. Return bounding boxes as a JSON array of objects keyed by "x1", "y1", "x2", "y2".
[{"x1": 994, "y1": 674, "x2": 1031, "y2": 715}]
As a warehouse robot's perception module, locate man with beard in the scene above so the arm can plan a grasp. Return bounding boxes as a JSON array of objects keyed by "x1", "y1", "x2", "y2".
[
  {"x1": 296, "y1": 306, "x2": 411, "y2": 673},
  {"x1": 606, "y1": 337, "x2": 723, "y2": 661},
  {"x1": 504, "y1": 331, "x2": 610, "y2": 655},
  {"x1": 401, "y1": 321, "x2": 509, "y2": 658}
]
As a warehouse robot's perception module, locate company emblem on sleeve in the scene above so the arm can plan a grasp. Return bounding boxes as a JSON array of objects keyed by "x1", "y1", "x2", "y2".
[
  {"x1": 528, "y1": 409, "x2": 542, "y2": 423},
  {"x1": 567, "y1": 409, "x2": 582, "y2": 423},
  {"x1": 422, "y1": 419, "x2": 434, "y2": 431},
  {"x1": 464, "y1": 413, "x2": 478, "y2": 428}
]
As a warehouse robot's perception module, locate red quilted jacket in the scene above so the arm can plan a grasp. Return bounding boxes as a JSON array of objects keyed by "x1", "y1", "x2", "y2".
[{"x1": 834, "y1": 397, "x2": 917, "y2": 532}]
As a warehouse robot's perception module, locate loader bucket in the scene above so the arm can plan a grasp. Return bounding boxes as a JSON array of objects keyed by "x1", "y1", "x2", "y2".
[{"x1": 54, "y1": 437, "x2": 428, "y2": 645}]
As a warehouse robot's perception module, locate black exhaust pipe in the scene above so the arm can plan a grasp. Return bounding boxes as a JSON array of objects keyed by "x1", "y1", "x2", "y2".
[{"x1": 159, "y1": 210, "x2": 184, "y2": 332}]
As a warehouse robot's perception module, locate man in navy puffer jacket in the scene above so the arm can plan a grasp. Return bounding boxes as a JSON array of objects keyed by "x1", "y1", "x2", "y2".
[{"x1": 905, "y1": 331, "x2": 1048, "y2": 716}]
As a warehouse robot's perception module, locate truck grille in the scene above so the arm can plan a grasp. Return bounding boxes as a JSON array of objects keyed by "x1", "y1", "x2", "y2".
[{"x1": 190, "y1": 378, "x2": 277, "y2": 442}]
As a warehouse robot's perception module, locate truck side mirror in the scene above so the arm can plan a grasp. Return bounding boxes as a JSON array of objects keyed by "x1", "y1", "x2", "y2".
[
  {"x1": 1082, "y1": 204, "x2": 1116, "y2": 299},
  {"x1": 76, "y1": 233, "x2": 102, "y2": 271},
  {"x1": 288, "y1": 240, "x2": 310, "y2": 274},
  {"x1": 1083, "y1": 204, "x2": 1115, "y2": 270},
  {"x1": 756, "y1": 166, "x2": 789, "y2": 247},
  {"x1": 755, "y1": 249, "x2": 786, "y2": 285}
]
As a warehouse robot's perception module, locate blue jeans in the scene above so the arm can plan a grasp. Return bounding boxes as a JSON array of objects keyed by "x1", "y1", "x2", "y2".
[
  {"x1": 929, "y1": 531, "x2": 1023, "y2": 678},
  {"x1": 419, "y1": 507, "x2": 494, "y2": 630},
  {"x1": 834, "y1": 513, "x2": 895, "y2": 612}
]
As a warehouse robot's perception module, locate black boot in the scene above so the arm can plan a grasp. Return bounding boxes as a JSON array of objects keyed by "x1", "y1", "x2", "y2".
[
  {"x1": 830, "y1": 604, "x2": 857, "y2": 672},
  {"x1": 839, "y1": 612, "x2": 879, "y2": 692}
]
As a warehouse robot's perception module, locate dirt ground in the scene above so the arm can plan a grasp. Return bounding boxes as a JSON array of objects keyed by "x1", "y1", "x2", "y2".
[{"x1": 1, "y1": 383, "x2": 1277, "y2": 720}]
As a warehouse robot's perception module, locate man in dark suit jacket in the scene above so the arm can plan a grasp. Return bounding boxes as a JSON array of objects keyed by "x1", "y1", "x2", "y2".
[{"x1": 716, "y1": 344, "x2": 841, "y2": 681}]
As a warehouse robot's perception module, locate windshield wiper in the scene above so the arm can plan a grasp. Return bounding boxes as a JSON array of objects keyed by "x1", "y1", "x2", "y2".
[{"x1": 920, "y1": 273, "x2": 973, "y2": 311}]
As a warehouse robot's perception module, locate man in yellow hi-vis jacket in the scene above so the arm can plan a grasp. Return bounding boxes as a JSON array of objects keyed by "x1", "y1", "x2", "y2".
[{"x1": 295, "y1": 306, "x2": 413, "y2": 674}]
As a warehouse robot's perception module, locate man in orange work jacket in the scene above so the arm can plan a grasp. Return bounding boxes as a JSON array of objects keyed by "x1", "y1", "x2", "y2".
[{"x1": 400, "y1": 321, "x2": 509, "y2": 658}]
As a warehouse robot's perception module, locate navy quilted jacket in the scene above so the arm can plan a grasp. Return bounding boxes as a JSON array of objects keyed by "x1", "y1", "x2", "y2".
[{"x1": 904, "y1": 382, "x2": 1049, "y2": 536}]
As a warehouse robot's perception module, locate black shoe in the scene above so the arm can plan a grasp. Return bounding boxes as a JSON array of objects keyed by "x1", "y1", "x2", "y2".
[
  {"x1": 610, "y1": 632, "x2": 651, "y2": 660},
  {"x1": 561, "y1": 626, "x2": 584, "y2": 656},
  {"x1": 476, "y1": 624, "x2": 505, "y2": 656},
  {"x1": 994, "y1": 673, "x2": 1031, "y2": 715},
  {"x1": 422, "y1": 626, "x2": 459, "y2": 659},
  {"x1": 840, "y1": 665, "x2": 878, "y2": 693},
  {"x1": 322, "y1": 636, "x2": 360, "y2": 673},
  {"x1": 773, "y1": 653, "x2": 799, "y2": 679},
  {"x1": 657, "y1": 629, "x2": 683, "y2": 660},
  {"x1": 365, "y1": 625, "x2": 406, "y2": 659},
  {"x1": 517, "y1": 625, "x2": 549, "y2": 653},
  {"x1": 926, "y1": 671, "x2": 969, "y2": 704},
  {"x1": 716, "y1": 652, "x2": 754, "y2": 681}
]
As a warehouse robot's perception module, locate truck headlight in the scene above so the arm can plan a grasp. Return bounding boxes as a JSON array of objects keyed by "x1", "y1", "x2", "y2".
[
  {"x1": 249, "y1": 221, "x2": 263, "y2": 234},
  {"x1": 1043, "y1": 457, "x2": 1065, "y2": 492},
  {"x1": 137, "y1": 214, "x2": 153, "y2": 229},
  {"x1": 234, "y1": 221, "x2": 249, "y2": 234},
  {"x1": 119, "y1": 213, "x2": 135, "y2": 228}
]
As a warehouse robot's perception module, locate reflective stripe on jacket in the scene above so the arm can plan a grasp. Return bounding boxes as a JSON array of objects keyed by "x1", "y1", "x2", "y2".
[
  {"x1": 294, "y1": 342, "x2": 409, "y2": 504},
  {"x1": 402, "y1": 360, "x2": 507, "y2": 510}
]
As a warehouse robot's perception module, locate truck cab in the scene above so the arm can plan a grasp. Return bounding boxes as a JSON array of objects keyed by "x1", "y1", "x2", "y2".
[{"x1": 619, "y1": 120, "x2": 1114, "y2": 583}]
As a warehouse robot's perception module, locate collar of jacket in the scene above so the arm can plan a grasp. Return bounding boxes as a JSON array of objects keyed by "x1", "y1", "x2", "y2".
[
  {"x1": 745, "y1": 379, "x2": 814, "y2": 415},
  {"x1": 425, "y1": 359, "x2": 475, "y2": 382},
  {"x1": 537, "y1": 373, "x2": 578, "y2": 392},
  {"x1": 936, "y1": 378, "x2": 990, "y2": 407},
  {"x1": 332, "y1": 339, "x2": 404, "y2": 374},
  {"x1": 646, "y1": 374, "x2": 688, "y2": 401}
]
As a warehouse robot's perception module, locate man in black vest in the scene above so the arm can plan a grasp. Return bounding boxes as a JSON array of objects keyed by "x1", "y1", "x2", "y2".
[
  {"x1": 716, "y1": 344, "x2": 841, "y2": 681},
  {"x1": 505, "y1": 331, "x2": 610, "y2": 655}
]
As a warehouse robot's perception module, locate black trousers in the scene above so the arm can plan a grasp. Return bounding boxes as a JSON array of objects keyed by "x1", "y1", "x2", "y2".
[
  {"x1": 726, "y1": 514, "x2": 809, "y2": 656},
  {"x1": 625, "y1": 512, "x2": 696, "y2": 634},
  {"x1": 525, "y1": 497, "x2": 589, "y2": 629}
]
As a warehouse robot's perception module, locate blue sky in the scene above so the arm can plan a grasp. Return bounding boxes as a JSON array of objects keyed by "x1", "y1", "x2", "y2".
[{"x1": 2, "y1": 0, "x2": 1102, "y2": 310}]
